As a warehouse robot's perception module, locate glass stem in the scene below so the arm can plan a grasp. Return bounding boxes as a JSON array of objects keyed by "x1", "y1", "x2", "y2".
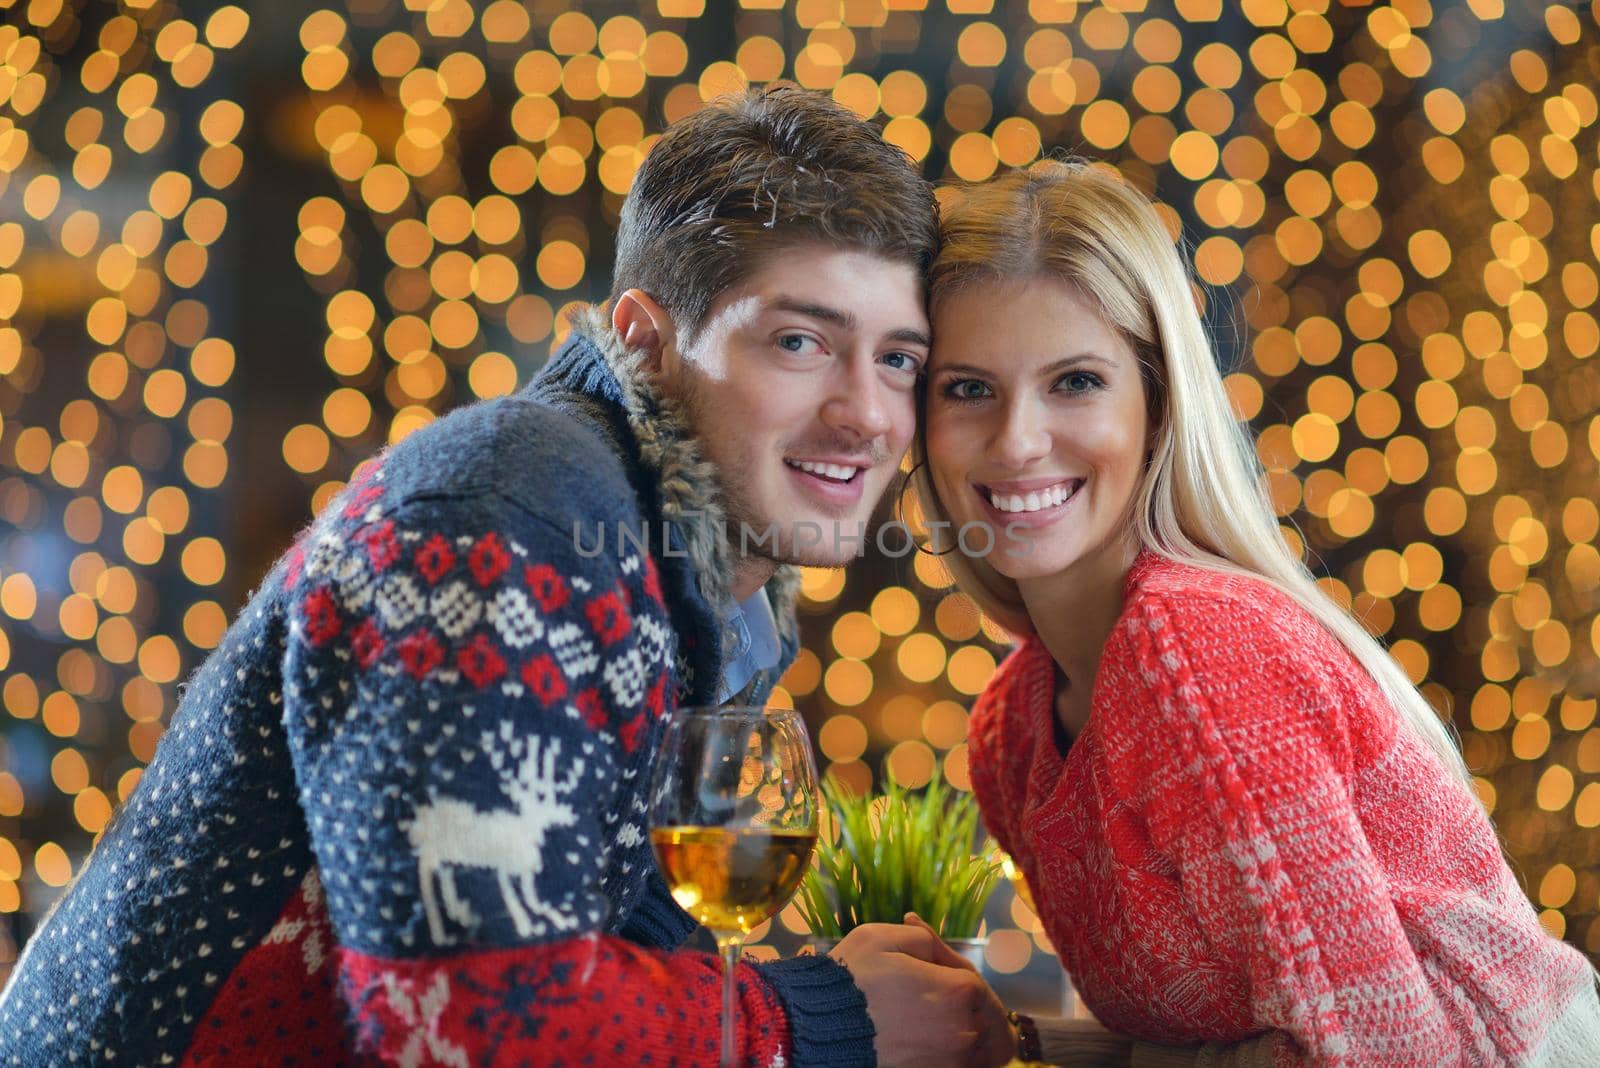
[{"x1": 717, "y1": 933, "x2": 742, "y2": 1068}]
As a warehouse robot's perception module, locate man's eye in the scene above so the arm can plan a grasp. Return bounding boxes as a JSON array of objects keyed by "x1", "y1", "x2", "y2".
[
  {"x1": 882, "y1": 351, "x2": 922, "y2": 372},
  {"x1": 776, "y1": 334, "x2": 817, "y2": 354}
]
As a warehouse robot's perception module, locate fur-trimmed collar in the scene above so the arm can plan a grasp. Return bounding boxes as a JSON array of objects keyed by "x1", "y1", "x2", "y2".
[{"x1": 562, "y1": 305, "x2": 803, "y2": 663}]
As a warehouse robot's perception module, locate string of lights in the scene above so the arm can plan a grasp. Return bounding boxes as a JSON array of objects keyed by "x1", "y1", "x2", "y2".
[{"x1": 1, "y1": 0, "x2": 1596, "y2": 985}]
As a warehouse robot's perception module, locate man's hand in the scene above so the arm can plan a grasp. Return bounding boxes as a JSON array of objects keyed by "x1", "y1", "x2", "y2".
[{"x1": 828, "y1": 914, "x2": 1013, "y2": 1068}]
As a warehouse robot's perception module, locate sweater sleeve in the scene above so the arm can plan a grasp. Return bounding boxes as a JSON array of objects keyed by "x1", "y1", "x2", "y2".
[
  {"x1": 965, "y1": 641, "x2": 1040, "y2": 864},
  {"x1": 281, "y1": 482, "x2": 872, "y2": 1066},
  {"x1": 966, "y1": 697, "x2": 1019, "y2": 863},
  {"x1": 1119, "y1": 590, "x2": 1463, "y2": 1066}
]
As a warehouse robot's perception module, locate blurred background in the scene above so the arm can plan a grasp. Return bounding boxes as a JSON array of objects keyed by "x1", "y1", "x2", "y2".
[{"x1": 0, "y1": 0, "x2": 1596, "y2": 1007}]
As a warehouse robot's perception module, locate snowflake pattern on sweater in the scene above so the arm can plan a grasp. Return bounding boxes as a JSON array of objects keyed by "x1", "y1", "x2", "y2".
[
  {"x1": 182, "y1": 871, "x2": 346, "y2": 1065},
  {"x1": 282, "y1": 475, "x2": 673, "y2": 958},
  {"x1": 276, "y1": 464, "x2": 801, "y2": 1067},
  {"x1": 0, "y1": 323, "x2": 874, "y2": 1067}
]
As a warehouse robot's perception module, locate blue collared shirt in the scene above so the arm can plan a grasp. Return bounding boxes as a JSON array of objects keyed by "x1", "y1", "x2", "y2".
[{"x1": 716, "y1": 587, "x2": 782, "y2": 704}]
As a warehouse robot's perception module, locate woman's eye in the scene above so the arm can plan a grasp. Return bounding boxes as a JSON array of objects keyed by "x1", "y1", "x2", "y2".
[
  {"x1": 946, "y1": 379, "x2": 991, "y2": 400},
  {"x1": 1058, "y1": 371, "x2": 1101, "y2": 393}
]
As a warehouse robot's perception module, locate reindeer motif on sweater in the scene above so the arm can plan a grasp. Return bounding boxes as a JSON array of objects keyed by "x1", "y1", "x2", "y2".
[
  {"x1": 0, "y1": 317, "x2": 860, "y2": 1068},
  {"x1": 407, "y1": 731, "x2": 584, "y2": 943}
]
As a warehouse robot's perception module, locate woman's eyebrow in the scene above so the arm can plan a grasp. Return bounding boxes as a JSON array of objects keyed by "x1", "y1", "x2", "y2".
[
  {"x1": 931, "y1": 362, "x2": 994, "y2": 378},
  {"x1": 1035, "y1": 353, "x2": 1116, "y2": 375},
  {"x1": 932, "y1": 353, "x2": 1114, "y2": 378}
]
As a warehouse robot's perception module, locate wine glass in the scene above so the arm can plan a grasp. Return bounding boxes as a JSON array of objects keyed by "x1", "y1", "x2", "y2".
[{"x1": 649, "y1": 706, "x2": 820, "y2": 1068}]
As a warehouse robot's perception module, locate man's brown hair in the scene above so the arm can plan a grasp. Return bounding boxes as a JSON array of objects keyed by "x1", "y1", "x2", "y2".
[{"x1": 610, "y1": 86, "x2": 939, "y2": 341}]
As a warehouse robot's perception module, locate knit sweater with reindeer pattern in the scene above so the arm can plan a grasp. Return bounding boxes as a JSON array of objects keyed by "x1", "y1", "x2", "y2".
[
  {"x1": 0, "y1": 310, "x2": 876, "y2": 1067},
  {"x1": 969, "y1": 553, "x2": 1599, "y2": 1066}
]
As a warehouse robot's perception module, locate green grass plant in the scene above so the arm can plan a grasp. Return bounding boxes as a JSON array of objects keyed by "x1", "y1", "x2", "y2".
[{"x1": 794, "y1": 768, "x2": 1003, "y2": 940}]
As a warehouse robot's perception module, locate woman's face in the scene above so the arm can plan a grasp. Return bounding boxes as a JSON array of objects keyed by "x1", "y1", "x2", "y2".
[{"x1": 924, "y1": 275, "x2": 1151, "y2": 585}]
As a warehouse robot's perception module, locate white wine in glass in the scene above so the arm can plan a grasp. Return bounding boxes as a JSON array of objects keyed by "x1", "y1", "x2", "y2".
[{"x1": 649, "y1": 706, "x2": 819, "y2": 1068}]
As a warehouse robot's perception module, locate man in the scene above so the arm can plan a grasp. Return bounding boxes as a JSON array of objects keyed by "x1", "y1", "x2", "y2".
[{"x1": 0, "y1": 88, "x2": 1013, "y2": 1066}]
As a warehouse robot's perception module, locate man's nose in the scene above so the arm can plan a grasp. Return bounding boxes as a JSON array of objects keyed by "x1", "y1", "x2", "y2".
[{"x1": 820, "y1": 356, "x2": 894, "y2": 442}]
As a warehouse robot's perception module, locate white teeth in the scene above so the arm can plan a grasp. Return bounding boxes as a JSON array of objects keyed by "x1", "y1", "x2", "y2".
[
  {"x1": 793, "y1": 460, "x2": 860, "y2": 481},
  {"x1": 987, "y1": 482, "x2": 1076, "y2": 513}
]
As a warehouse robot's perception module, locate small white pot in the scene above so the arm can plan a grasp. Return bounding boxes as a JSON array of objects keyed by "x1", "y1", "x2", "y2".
[{"x1": 806, "y1": 935, "x2": 987, "y2": 972}]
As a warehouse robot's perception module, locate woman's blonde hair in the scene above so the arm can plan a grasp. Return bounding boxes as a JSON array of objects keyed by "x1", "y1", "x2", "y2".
[{"x1": 910, "y1": 160, "x2": 1469, "y2": 782}]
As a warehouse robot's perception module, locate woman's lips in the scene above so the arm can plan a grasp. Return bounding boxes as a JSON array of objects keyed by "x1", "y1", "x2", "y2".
[{"x1": 972, "y1": 478, "x2": 1083, "y2": 531}]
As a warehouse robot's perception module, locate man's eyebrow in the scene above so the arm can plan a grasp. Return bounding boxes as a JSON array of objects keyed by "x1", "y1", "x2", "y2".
[
  {"x1": 767, "y1": 298, "x2": 930, "y2": 348},
  {"x1": 769, "y1": 298, "x2": 855, "y2": 329},
  {"x1": 887, "y1": 327, "x2": 932, "y2": 348}
]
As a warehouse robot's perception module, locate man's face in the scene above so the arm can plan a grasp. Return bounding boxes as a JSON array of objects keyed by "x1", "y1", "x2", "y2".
[{"x1": 661, "y1": 245, "x2": 928, "y2": 567}]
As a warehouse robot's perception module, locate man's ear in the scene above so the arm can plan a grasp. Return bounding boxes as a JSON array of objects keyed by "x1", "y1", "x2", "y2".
[{"x1": 612, "y1": 289, "x2": 676, "y2": 373}]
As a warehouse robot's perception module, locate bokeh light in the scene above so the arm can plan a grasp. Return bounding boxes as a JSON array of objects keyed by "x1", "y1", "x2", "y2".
[{"x1": 2, "y1": 0, "x2": 1598, "y2": 991}]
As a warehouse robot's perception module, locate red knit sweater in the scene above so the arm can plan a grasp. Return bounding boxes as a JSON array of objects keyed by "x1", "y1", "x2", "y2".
[{"x1": 967, "y1": 553, "x2": 1600, "y2": 1064}]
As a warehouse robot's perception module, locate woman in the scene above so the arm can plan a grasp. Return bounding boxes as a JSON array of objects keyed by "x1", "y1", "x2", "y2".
[{"x1": 911, "y1": 161, "x2": 1600, "y2": 1065}]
